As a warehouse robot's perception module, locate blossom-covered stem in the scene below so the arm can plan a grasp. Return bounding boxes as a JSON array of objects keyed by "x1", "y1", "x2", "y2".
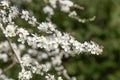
[{"x1": 0, "y1": 24, "x2": 25, "y2": 71}]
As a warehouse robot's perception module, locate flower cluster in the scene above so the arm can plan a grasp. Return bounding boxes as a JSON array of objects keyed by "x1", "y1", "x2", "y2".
[
  {"x1": 18, "y1": 70, "x2": 32, "y2": 80},
  {"x1": 0, "y1": 0, "x2": 103, "y2": 80}
]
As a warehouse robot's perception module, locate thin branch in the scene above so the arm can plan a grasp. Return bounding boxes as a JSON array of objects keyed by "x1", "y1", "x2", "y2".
[
  {"x1": 0, "y1": 62, "x2": 16, "y2": 76},
  {"x1": 0, "y1": 23, "x2": 25, "y2": 70},
  {"x1": 73, "y1": 4, "x2": 85, "y2": 10}
]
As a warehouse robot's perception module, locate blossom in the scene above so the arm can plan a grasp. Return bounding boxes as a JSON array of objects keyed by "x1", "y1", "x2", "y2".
[
  {"x1": 37, "y1": 36, "x2": 47, "y2": 48},
  {"x1": 21, "y1": 10, "x2": 30, "y2": 21},
  {"x1": 58, "y1": 77, "x2": 63, "y2": 80},
  {"x1": 69, "y1": 11, "x2": 77, "y2": 17},
  {"x1": 49, "y1": 0, "x2": 57, "y2": 8},
  {"x1": 18, "y1": 70, "x2": 32, "y2": 80},
  {"x1": 21, "y1": 54, "x2": 32, "y2": 66},
  {"x1": 4, "y1": 24, "x2": 16, "y2": 37},
  {"x1": 28, "y1": 16, "x2": 37, "y2": 26},
  {"x1": 52, "y1": 56, "x2": 62, "y2": 66},
  {"x1": 0, "y1": 53, "x2": 8, "y2": 62},
  {"x1": 43, "y1": 6, "x2": 54, "y2": 16},
  {"x1": 45, "y1": 74, "x2": 55, "y2": 80},
  {"x1": 17, "y1": 28, "x2": 29, "y2": 44},
  {"x1": 18, "y1": 44, "x2": 25, "y2": 51},
  {"x1": 31, "y1": 64, "x2": 49, "y2": 75},
  {"x1": 38, "y1": 22, "x2": 56, "y2": 33},
  {"x1": 1, "y1": 0, "x2": 9, "y2": 7},
  {"x1": 59, "y1": 0, "x2": 74, "y2": 12},
  {"x1": 9, "y1": 6, "x2": 19, "y2": 18},
  {"x1": 27, "y1": 36, "x2": 36, "y2": 46}
]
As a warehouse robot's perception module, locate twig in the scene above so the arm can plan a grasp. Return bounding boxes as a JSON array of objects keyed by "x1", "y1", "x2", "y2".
[
  {"x1": 73, "y1": 4, "x2": 85, "y2": 10},
  {"x1": 0, "y1": 62, "x2": 16, "y2": 76},
  {"x1": 0, "y1": 23, "x2": 25, "y2": 70}
]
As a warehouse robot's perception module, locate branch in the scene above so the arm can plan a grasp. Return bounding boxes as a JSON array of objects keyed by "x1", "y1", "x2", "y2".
[
  {"x1": 0, "y1": 62, "x2": 16, "y2": 76},
  {"x1": 0, "y1": 23, "x2": 25, "y2": 70}
]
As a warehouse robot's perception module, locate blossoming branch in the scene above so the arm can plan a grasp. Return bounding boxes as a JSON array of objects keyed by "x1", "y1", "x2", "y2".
[{"x1": 0, "y1": 0, "x2": 103, "y2": 80}]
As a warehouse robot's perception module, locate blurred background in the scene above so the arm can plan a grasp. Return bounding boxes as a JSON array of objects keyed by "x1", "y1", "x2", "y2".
[{"x1": 1, "y1": 0, "x2": 120, "y2": 80}]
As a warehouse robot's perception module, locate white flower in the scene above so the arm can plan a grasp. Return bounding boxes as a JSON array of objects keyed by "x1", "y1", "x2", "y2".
[
  {"x1": 17, "y1": 28, "x2": 29, "y2": 44},
  {"x1": 81, "y1": 41, "x2": 103, "y2": 55},
  {"x1": 1, "y1": 0, "x2": 9, "y2": 7},
  {"x1": 4, "y1": 24, "x2": 16, "y2": 37},
  {"x1": 0, "y1": 9, "x2": 6, "y2": 16},
  {"x1": 0, "y1": 53, "x2": 8, "y2": 62},
  {"x1": 10, "y1": 6, "x2": 19, "y2": 17},
  {"x1": 41, "y1": 53, "x2": 48, "y2": 59},
  {"x1": 18, "y1": 44, "x2": 25, "y2": 51},
  {"x1": 43, "y1": 6, "x2": 54, "y2": 16},
  {"x1": 69, "y1": 11, "x2": 77, "y2": 17},
  {"x1": 28, "y1": 16, "x2": 37, "y2": 26},
  {"x1": 18, "y1": 70, "x2": 32, "y2": 80},
  {"x1": 58, "y1": 77, "x2": 63, "y2": 80},
  {"x1": 38, "y1": 22, "x2": 56, "y2": 33},
  {"x1": 72, "y1": 40, "x2": 82, "y2": 52},
  {"x1": 45, "y1": 74, "x2": 55, "y2": 80},
  {"x1": 45, "y1": 62, "x2": 51, "y2": 71},
  {"x1": 59, "y1": 0, "x2": 74, "y2": 12},
  {"x1": 59, "y1": 0, "x2": 73, "y2": 7},
  {"x1": 0, "y1": 41, "x2": 10, "y2": 52},
  {"x1": 27, "y1": 36, "x2": 36, "y2": 46},
  {"x1": 44, "y1": 40, "x2": 58, "y2": 51},
  {"x1": 21, "y1": 10, "x2": 29, "y2": 21},
  {"x1": 21, "y1": 54, "x2": 32, "y2": 66},
  {"x1": 31, "y1": 64, "x2": 48, "y2": 75},
  {"x1": 61, "y1": 6, "x2": 70, "y2": 12},
  {"x1": 37, "y1": 36, "x2": 47, "y2": 48},
  {"x1": 61, "y1": 42, "x2": 70, "y2": 52},
  {"x1": 41, "y1": 64, "x2": 49, "y2": 72},
  {"x1": 49, "y1": 0, "x2": 57, "y2": 8},
  {"x1": 55, "y1": 30, "x2": 62, "y2": 37},
  {"x1": 52, "y1": 56, "x2": 62, "y2": 65}
]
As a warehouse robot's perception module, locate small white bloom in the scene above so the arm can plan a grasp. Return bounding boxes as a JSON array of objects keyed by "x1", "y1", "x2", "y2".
[
  {"x1": 69, "y1": 11, "x2": 77, "y2": 17},
  {"x1": 17, "y1": 28, "x2": 29, "y2": 44},
  {"x1": 28, "y1": 16, "x2": 37, "y2": 26},
  {"x1": 45, "y1": 74, "x2": 55, "y2": 80},
  {"x1": 59, "y1": 0, "x2": 74, "y2": 12},
  {"x1": 59, "y1": 0, "x2": 73, "y2": 7},
  {"x1": 10, "y1": 6, "x2": 19, "y2": 17},
  {"x1": 38, "y1": 22, "x2": 55, "y2": 33},
  {"x1": 27, "y1": 36, "x2": 36, "y2": 46},
  {"x1": 43, "y1": 6, "x2": 54, "y2": 16},
  {"x1": 1, "y1": 0, "x2": 9, "y2": 7},
  {"x1": 52, "y1": 56, "x2": 62, "y2": 65},
  {"x1": 4, "y1": 24, "x2": 16, "y2": 37},
  {"x1": 58, "y1": 77, "x2": 63, "y2": 80},
  {"x1": 18, "y1": 44, "x2": 25, "y2": 51},
  {"x1": 37, "y1": 36, "x2": 47, "y2": 48},
  {"x1": 0, "y1": 53, "x2": 8, "y2": 62},
  {"x1": 21, "y1": 10, "x2": 29, "y2": 21},
  {"x1": 18, "y1": 70, "x2": 32, "y2": 80},
  {"x1": 21, "y1": 54, "x2": 32, "y2": 66},
  {"x1": 49, "y1": 0, "x2": 57, "y2": 8}
]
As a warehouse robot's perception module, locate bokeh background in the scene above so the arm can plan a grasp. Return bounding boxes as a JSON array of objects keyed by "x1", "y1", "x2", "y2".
[{"x1": 1, "y1": 0, "x2": 120, "y2": 80}]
